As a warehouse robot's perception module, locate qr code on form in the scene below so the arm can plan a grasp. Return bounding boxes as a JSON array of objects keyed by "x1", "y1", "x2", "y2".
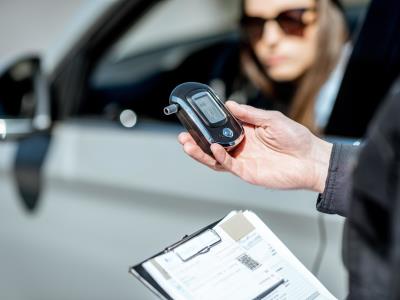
[{"x1": 237, "y1": 253, "x2": 261, "y2": 271}]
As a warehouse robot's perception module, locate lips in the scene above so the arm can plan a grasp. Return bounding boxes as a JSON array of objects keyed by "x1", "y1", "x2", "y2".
[{"x1": 265, "y1": 56, "x2": 287, "y2": 66}]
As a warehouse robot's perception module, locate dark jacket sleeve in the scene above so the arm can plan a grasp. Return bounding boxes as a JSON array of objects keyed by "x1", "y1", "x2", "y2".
[{"x1": 316, "y1": 143, "x2": 359, "y2": 217}]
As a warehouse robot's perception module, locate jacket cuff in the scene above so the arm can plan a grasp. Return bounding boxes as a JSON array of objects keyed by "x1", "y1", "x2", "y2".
[{"x1": 316, "y1": 143, "x2": 359, "y2": 217}]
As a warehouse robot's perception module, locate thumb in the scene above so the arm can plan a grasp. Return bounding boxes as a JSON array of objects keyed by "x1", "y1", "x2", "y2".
[
  {"x1": 210, "y1": 144, "x2": 242, "y2": 177},
  {"x1": 226, "y1": 101, "x2": 275, "y2": 127}
]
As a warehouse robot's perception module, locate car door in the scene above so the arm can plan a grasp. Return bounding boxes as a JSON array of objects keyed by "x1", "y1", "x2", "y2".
[{"x1": 0, "y1": 0, "x2": 347, "y2": 299}]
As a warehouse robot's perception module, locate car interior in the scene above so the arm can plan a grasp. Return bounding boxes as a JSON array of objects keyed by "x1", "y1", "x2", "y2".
[{"x1": 85, "y1": 0, "x2": 370, "y2": 133}]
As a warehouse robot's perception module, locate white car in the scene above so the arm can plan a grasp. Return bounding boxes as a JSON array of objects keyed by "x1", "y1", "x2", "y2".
[{"x1": 0, "y1": 0, "x2": 369, "y2": 299}]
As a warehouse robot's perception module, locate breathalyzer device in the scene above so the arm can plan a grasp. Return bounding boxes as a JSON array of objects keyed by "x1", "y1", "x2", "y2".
[{"x1": 164, "y1": 82, "x2": 244, "y2": 156}]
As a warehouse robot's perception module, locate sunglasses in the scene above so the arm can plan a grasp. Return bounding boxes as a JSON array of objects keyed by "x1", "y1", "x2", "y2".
[{"x1": 241, "y1": 8, "x2": 317, "y2": 39}]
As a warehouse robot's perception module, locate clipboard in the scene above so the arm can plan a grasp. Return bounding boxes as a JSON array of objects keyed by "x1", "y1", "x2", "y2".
[
  {"x1": 129, "y1": 218, "x2": 222, "y2": 300},
  {"x1": 129, "y1": 210, "x2": 337, "y2": 300}
]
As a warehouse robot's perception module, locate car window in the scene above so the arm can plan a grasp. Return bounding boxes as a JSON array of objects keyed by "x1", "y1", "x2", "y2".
[
  {"x1": 85, "y1": 0, "x2": 241, "y2": 125},
  {"x1": 107, "y1": 0, "x2": 240, "y2": 64},
  {"x1": 85, "y1": 0, "x2": 370, "y2": 130}
]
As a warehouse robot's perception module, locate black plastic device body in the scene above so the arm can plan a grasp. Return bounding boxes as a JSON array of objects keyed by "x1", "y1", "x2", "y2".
[{"x1": 165, "y1": 82, "x2": 244, "y2": 156}]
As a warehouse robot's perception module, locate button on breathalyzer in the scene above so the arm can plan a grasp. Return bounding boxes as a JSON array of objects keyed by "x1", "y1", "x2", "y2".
[{"x1": 164, "y1": 82, "x2": 244, "y2": 156}]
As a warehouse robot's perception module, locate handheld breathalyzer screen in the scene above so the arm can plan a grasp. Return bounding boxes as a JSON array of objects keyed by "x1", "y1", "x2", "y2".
[{"x1": 191, "y1": 91, "x2": 226, "y2": 125}]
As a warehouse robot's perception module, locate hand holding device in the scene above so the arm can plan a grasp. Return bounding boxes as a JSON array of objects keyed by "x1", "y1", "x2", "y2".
[{"x1": 178, "y1": 101, "x2": 333, "y2": 193}]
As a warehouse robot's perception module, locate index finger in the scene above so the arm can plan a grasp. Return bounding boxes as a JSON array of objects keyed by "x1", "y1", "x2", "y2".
[{"x1": 181, "y1": 140, "x2": 225, "y2": 172}]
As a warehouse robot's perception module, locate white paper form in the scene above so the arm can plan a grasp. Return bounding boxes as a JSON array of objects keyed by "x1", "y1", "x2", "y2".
[
  {"x1": 239, "y1": 211, "x2": 337, "y2": 300},
  {"x1": 142, "y1": 211, "x2": 337, "y2": 300}
]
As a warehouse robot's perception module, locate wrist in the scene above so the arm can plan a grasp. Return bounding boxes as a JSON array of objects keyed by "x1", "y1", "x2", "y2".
[{"x1": 309, "y1": 138, "x2": 333, "y2": 193}]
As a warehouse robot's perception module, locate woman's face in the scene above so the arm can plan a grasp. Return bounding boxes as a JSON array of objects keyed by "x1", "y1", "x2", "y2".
[{"x1": 244, "y1": 0, "x2": 318, "y2": 82}]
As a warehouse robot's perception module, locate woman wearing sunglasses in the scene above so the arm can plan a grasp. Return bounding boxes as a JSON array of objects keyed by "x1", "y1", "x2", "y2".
[
  {"x1": 170, "y1": 0, "x2": 347, "y2": 132},
  {"x1": 237, "y1": 0, "x2": 348, "y2": 132}
]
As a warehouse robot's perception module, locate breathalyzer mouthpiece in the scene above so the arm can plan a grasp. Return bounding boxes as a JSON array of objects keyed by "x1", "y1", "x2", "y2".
[{"x1": 164, "y1": 104, "x2": 179, "y2": 115}]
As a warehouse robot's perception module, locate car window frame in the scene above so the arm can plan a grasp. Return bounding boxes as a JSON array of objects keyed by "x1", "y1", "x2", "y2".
[{"x1": 50, "y1": 0, "x2": 163, "y2": 121}]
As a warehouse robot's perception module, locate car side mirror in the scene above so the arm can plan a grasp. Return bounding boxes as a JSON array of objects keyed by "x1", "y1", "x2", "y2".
[{"x1": 0, "y1": 55, "x2": 51, "y2": 140}]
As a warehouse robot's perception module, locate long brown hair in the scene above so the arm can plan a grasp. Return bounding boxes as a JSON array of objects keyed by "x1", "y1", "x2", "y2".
[{"x1": 240, "y1": 0, "x2": 348, "y2": 132}]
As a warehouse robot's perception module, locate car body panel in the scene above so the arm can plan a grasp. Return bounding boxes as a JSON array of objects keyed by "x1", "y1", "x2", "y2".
[{"x1": 0, "y1": 120, "x2": 347, "y2": 299}]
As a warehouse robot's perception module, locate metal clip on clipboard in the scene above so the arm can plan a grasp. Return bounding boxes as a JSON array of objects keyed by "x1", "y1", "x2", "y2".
[{"x1": 164, "y1": 229, "x2": 222, "y2": 262}]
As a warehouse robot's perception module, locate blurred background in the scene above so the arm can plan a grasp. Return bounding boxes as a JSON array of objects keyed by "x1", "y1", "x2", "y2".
[
  {"x1": 0, "y1": 1, "x2": 84, "y2": 62},
  {"x1": 0, "y1": 0, "x2": 375, "y2": 299}
]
